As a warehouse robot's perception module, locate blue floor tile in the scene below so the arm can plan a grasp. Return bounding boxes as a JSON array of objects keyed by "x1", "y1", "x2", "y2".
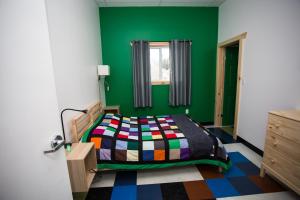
[
  {"x1": 114, "y1": 171, "x2": 137, "y2": 186},
  {"x1": 228, "y1": 176, "x2": 263, "y2": 195},
  {"x1": 111, "y1": 185, "x2": 137, "y2": 200},
  {"x1": 228, "y1": 152, "x2": 250, "y2": 164},
  {"x1": 137, "y1": 184, "x2": 163, "y2": 200},
  {"x1": 224, "y1": 165, "x2": 246, "y2": 177},
  {"x1": 236, "y1": 162, "x2": 260, "y2": 176},
  {"x1": 206, "y1": 178, "x2": 240, "y2": 198}
]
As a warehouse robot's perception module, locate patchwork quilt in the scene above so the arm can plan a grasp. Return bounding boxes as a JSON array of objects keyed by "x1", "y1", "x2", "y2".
[{"x1": 84, "y1": 114, "x2": 230, "y2": 166}]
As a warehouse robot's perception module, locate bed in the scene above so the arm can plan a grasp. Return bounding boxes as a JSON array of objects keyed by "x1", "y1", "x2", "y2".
[{"x1": 71, "y1": 102, "x2": 231, "y2": 171}]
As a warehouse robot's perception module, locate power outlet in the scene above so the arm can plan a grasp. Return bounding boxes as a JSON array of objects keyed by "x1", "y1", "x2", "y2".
[{"x1": 185, "y1": 109, "x2": 189, "y2": 115}]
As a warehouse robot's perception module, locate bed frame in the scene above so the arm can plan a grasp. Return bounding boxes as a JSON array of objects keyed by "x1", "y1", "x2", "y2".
[
  {"x1": 71, "y1": 101, "x2": 103, "y2": 143},
  {"x1": 71, "y1": 101, "x2": 224, "y2": 172}
]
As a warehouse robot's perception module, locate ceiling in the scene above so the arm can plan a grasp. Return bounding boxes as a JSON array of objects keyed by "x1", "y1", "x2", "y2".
[{"x1": 96, "y1": 0, "x2": 225, "y2": 7}]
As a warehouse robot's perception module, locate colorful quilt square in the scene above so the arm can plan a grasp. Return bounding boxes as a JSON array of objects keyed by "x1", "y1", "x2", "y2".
[
  {"x1": 92, "y1": 126, "x2": 106, "y2": 134},
  {"x1": 103, "y1": 129, "x2": 115, "y2": 137},
  {"x1": 166, "y1": 119, "x2": 174, "y2": 123},
  {"x1": 139, "y1": 118, "x2": 148, "y2": 124},
  {"x1": 154, "y1": 150, "x2": 165, "y2": 160},
  {"x1": 150, "y1": 126, "x2": 159, "y2": 131},
  {"x1": 180, "y1": 148, "x2": 190, "y2": 159},
  {"x1": 112, "y1": 115, "x2": 120, "y2": 120},
  {"x1": 100, "y1": 121, "x2": 110, "y2": 126},
  {"x1": 115, "y1": 150, "x2": 127, "y2": 161},
  {"x1": 118, "y1": 131, "x2": 129, "y2": 139},
  {"x1": 128, "y1": 132, "x2": 139, "y2": 140},
  {"x1": 129, "y1": 128, "x2": 138, "y2": 132},
  {"x1": 179, "y1": 139, "x2": 188, "y2": 148},
  {"x1": 91, "y1": 137, "x2": 101, "y2": 149},
  {"x1": 102, "y1": 138, "x2": 112, "y2": 149},
  {"x1": 121, "y1": 127, "x2": 130, "y2": 132},
  {"x1": 104, "y1": 113, "x2": 114, "y2": 119},
  {"x1": 122, "y1": 117, "x2": 130, "y2": 123},
  {"x1": 122, "y1": 123, "x2": 130, "y2": 128},
  {"x1": 116, "y1": 140, "x2": 127, "y2": 150},
  {"x1": 100, "y1": 149, "x2": 111, "y2": 160},
  {"x1": 154, "y1": 140, "x2": 165, "y2": 150},
  {"x1": 127, "y1": 150, "x2": 139, "y2": 161},
  {"x1": 110, "y1": 119, "x2": 119, "y2": 125},
  {"x1": 143, "y1": 150, "x2": 154, "y2": 161},
  {"x1": 169, "y1": 139, "x2": 180, "y2": 149},
  {"x1": 143, "y1": 141, "x2": 154, "y2": 150},
  {"x1": 169, "y1": 149, "x2": 180, "y2": 160},
  {"x1": 152, "y1": 134, "x2": 163, "y2": 140},
  {"x1": 130, "y1": 118, "x2": 138, "y2": 124},
  {"x1": 128, "y1": 141, "x2": 138, "y2": 150},
  {"x1": 148, "y1": 120, "x2": 156, "y2": 124},
  {"x1": 165, "y1": 134, "x2": 176, "y2": 139},
  {"x1": 141, "y1": 125, "x2": 150, "y2": 131}
]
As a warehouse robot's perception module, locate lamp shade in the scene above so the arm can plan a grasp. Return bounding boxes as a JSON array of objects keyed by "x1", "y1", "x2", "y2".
[{"x1": 97, "y1": 65, "x2": 110, "y2": 76}]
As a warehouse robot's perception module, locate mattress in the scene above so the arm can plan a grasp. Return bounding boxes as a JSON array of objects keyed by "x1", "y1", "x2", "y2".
[{"x1": 82, "y1": 113, "x2": 231, "y2": 170}]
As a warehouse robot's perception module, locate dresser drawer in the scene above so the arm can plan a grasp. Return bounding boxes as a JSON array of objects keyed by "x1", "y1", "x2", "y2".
[
  {"x1": 268, "y1": 114, "x2": 300, "y2": 143},
  {"x1": 263, "y1": 147, "x2": 300, "y2": 189},
  {"x1": 266, "y1": 130, "x2": 300, "y2": 163}
]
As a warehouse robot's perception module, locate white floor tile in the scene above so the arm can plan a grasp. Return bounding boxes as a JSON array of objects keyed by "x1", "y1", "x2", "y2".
[
  {"x1": 137, "y1": 165, "x2": 203, "y2": 185},
  {"x1": 224, "y1": 143, "x2": 262, "y2": 167},
  {"x1": 90, "y1": 170, "x2": 116, "y2": 188},
  {"x1": 217, "y1": 191, "x2": 299, "y2": 200}
]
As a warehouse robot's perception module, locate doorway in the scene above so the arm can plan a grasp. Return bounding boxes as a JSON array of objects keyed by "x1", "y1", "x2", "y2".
[
  {"x1": 222, "y1": 45, "x2": 239, "y2": 135},
  {"x1": 214, "y1": 32, "x2": 247, "y2": 140}
]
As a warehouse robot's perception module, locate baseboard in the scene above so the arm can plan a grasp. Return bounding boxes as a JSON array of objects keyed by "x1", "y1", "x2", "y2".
[
  {"x1": 237, "y1": 136, "x2": 264, "y2": 156},
  {"x1": 199, "y1": 121, "x2": 214, "y2": 126}
]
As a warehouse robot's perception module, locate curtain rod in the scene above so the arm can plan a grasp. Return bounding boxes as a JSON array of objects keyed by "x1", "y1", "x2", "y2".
[{"x1": 130, "y1": 40, "x2": 192, "y2": 46}]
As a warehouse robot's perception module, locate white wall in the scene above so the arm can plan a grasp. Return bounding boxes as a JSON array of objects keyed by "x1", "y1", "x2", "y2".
[
  {"x1": 45, "y1": 0, "x2": 102, "y2": 142},
  {"x1": 0, "y1": 0, "x2": 72, "y2": 199},
  {"x1": 219, "y1": 0, "x2": 300, "y2": 150}
]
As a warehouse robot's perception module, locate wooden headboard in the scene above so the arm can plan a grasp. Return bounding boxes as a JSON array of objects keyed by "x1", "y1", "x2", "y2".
[{"x1": 71, "y1": 101, "x2": 103, "y2": 142}]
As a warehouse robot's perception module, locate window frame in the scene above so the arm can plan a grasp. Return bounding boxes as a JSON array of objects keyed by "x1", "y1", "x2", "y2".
[{"x1": 149, "y1": 42, "x2": 170, "y2": 85}]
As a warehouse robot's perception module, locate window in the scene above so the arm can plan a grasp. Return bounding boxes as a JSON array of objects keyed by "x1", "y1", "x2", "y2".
[{"x1": 150, "y1": 42, "x2": 170, "y2": 85}]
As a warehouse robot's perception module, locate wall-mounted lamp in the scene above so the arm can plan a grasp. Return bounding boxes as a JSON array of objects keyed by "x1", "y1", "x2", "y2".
[
  {"x1": 98, "y1": 65, "x2": 110, "y2": 106},
  {"x1": 98, "y1": 65, "x2": 110, "y2": 76}
]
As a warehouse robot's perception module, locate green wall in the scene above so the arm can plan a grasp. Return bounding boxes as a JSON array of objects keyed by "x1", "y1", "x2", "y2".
[{"x1": 100, "y1": 7, "x2": 218, "y2": 122}]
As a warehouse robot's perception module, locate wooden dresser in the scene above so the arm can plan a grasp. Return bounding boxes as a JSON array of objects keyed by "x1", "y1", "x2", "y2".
[{"x1": 260, "y1": 110, "x2": 300, "y2": 194}]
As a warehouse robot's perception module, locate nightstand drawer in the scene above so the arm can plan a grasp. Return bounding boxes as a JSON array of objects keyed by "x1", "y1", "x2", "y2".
[
  {"x1": 268, "y1": 114, "x2": 300, "y2": 143},
  {"x1": 266, "y1": 130, "x2": 300, "y2": 163}
]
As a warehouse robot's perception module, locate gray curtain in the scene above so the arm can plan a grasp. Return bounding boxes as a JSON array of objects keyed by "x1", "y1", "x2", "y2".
[
  {"x1": 132, "y1": 40, "x2": 152, "y2": 108},
  {"x1": 169, "y1": 40, "x2": 191, "y2": 106}
]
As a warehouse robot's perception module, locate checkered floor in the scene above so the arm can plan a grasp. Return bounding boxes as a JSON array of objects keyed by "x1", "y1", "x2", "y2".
[{"x1": 81, "y1": 143, "x2": 299, "y2": 200}]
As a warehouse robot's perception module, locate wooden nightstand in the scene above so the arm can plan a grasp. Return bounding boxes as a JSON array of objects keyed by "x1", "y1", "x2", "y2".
[
  {"x1": 66, "y1": 143, "x2": 97, "y2": 192},
  {"x1": 103, "y1": 105, "x2": 120, "y2": 114}
]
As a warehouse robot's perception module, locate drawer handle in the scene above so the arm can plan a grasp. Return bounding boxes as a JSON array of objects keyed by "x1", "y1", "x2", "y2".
[
  {"x1": 271, "y1": 159, "x2": 276, "y2": 164},
  {"x1": 271, "y1": 135, "x2": 275, "y2": 139},
  {"x1": 275, "y1": 124, "x2": 280, "y2": 128},
  {"x1": 273, "y1": 141, "x2": 278, "y2": 146}
]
